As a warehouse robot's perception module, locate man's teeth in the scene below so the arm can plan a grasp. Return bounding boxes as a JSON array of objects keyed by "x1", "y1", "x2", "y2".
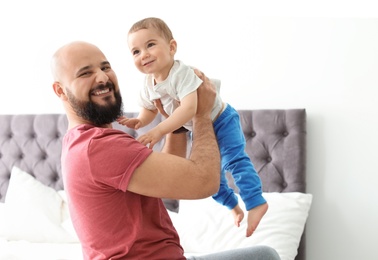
[{"x1": 94, "y1": 89, "x2": 110, "y2": 95}]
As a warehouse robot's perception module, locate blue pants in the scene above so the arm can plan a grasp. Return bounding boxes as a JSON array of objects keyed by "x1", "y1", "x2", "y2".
[{"x1": 212, "y1": 104, "x2": 266, "y2": 211}]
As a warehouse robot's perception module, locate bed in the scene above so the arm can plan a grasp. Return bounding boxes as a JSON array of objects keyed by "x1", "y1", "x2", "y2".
[{"x1": 0, "y1": 109, "x2": 311, "y2": 260}]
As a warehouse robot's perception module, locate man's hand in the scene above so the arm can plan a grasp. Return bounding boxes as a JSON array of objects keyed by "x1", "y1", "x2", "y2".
[
  {"x1": 193, "y1": 69, "x2": 216, "y2": 119},
  {"x1": 153, "y1": 99, "x2": 170, "y2": 119}
]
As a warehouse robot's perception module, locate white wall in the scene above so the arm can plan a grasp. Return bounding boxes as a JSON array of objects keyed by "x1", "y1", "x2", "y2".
[{"x1": 1, "y1": 1, "x2": 377, "y2": 259}]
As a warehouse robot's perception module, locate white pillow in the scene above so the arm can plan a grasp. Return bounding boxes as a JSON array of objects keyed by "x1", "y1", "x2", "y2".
[
  {"x1": 58, "y1": 190, "x2": 80, "y2": 242},
  {"x1": 0, "y1": 166, "x2": 77, "y2": 243},
  {"x1": 0, "y1": 202, "x2": 5, "y2": 234},
  {"x1": 169, "y1": 192, "x2": 312, "y2": 260}
]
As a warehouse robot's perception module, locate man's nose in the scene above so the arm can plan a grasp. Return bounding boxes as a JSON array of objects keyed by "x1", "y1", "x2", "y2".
[{"x1": 96, "y1": 70, "x2": 109, "y2": 84}]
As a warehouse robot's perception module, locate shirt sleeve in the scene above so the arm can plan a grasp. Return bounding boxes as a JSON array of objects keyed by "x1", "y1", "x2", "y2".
[
  {"x1": 87, "y1": 129, "x2": 153, "y2": 191},
  {"x1": 138, "y1": 85, "x2": 156, "y2": 110},
  {"x1": 171, "y1": 62, "x2": 203, "y2": 100}
]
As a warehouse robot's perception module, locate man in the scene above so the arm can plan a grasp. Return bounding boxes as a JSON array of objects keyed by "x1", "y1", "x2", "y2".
[{"x1": 51, "y1": 41, "x2": 279, "y2": 260}]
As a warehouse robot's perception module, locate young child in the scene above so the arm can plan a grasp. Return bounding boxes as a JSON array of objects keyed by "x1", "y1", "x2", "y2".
[{"x1": 117, "y1": 17, "x2": 268, "y2": 237}]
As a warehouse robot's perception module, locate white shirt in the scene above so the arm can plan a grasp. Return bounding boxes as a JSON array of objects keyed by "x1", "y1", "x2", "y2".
[{"x1": 138, "y1": 60, "x2": 223, "y2": 131}]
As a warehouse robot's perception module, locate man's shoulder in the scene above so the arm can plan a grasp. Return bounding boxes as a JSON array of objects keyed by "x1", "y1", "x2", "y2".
[{"x1": 65, "y1": 124, "x2": 134, "y2": 144}]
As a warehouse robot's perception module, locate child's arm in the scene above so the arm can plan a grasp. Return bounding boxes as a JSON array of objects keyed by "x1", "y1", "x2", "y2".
[
  {"x1": 137, "y1": 107, "x2": 159, "y2": 127},
  {"x1": 117, "y1": 107, "x2": 158, "y2": 130},
  {"x1": 137, "y1": 91, "x2": 198, "y2": 149},
  {"x1": 158, "y1": 91, "x2": 197, "y2": 134}
]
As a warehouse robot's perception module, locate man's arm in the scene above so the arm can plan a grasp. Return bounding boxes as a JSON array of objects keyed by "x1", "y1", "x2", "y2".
[
  {"x1": 155, "y1": 98, "x2": 188, "y2": 158},
  {"x1": 127, "y1": 71, "x2": 220, "y2": 199},
  {"x1": 161, "y1": 131, "x2": 188, "y2": 158}
]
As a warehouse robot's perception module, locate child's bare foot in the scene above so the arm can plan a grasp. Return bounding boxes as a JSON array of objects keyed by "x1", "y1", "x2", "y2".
[
  {"x1": 231, "y1": 204, "x2": 244, "y2": 227},
  {"x1": 246, "y1": 202, "x2": 268, "y2": 237}
]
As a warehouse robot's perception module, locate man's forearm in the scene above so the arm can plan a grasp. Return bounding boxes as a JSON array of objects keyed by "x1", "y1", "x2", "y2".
[
  {"x1": 162, "y1": 131, "x2": 188, "y2": 158},
  {"x1": 190, "y1": 115, "x2": 220, "y2": 189}
]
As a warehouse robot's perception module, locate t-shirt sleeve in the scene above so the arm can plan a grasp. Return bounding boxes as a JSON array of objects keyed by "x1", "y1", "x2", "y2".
[
  {"x1": 172, "y1": 64, "x2": 203, "y2": 100},
  {"x1": 138, "y1": 86, "x2": 156, "y2": 110},
  {"x1": 87, "y1": 130, "x2": 153, "y2": 191}
]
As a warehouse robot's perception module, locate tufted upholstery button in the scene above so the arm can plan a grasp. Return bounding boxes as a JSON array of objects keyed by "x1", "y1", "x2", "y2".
[
  {"x1": 8, "y1": 133, "x2": 13, "y2": 139},
  {"x1": 251, "y1": 131, "x2": 256, "y2": 137},
  {"x1": 283, "y1": 131, "x2": 288, "y2": 137},
  {"x1": 49, "y1": 172, "x2": 59, "y2": 183},
  {"x1": 31, "y1": 133, "x2": 36, "y2": 138},
  {"x1": 19, "y1": 153, "x2": 24, "y2": 159},
  {"x1": 266, "y1": 156, "x2": 272, "y2": 162}
]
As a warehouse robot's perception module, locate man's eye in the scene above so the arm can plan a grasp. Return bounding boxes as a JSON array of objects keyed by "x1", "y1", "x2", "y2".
[
  {"x1": 79, "y1": 71, "x2": 90, "y2": 77},
  {"x1": 102, "y1": 66, "x2": 111, "y2": 71}
]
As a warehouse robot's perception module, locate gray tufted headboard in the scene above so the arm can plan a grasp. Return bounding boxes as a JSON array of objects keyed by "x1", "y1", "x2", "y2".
[{"x1": 0, "y1": 109, "x2": 306, "y2": 259}]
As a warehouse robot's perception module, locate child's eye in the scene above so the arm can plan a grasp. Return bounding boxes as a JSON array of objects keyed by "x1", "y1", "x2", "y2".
[
  {"x1": 132, "y1": 50, "x2": 140, "y2": 56},
  {"x1": 147, "y1": 42, "x2": 155, "y2": 48}
]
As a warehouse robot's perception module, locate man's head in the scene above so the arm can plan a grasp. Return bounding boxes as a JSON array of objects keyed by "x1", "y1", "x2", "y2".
[{"x1": 51, "y1": 41, "x2": 123, "y2": 127}]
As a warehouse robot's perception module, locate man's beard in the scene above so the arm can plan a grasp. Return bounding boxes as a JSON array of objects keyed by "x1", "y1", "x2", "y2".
[{"x1": 66, "y1": 82, "x2": 123, "y2": 126}]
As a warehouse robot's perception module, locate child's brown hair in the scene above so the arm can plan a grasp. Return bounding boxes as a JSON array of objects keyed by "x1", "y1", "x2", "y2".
[{"x1": 128, "y1": 17, "x2": 174, "y2": 42}]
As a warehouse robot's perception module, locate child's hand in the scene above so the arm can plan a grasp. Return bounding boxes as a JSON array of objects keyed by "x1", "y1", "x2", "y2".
[
  {"x1": 137, "y1": 128, "x2": 164, "y2": 149},
  {"x1": 117, "y1": 116, "x2": 142, "y2": 130},
  {"x1": 246, "y1": 202, "x2": 268, "y2": 237}
]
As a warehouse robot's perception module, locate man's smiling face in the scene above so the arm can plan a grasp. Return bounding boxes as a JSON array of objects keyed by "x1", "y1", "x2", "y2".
[{"x1": 54, "y1": 41, "x2": 124, "y2": 126}]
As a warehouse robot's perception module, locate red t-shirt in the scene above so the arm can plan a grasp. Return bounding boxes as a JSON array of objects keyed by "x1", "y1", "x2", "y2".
[{"x1": 62, "y1": 125, "x2": 185, "y2": 260}]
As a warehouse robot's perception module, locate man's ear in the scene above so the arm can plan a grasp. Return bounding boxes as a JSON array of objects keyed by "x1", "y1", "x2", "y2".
[
  {"x1": 52, "y1": 82, "x2": 67, "y2": 101},
  {"x1": 170, "y1": 39, "x2": 177, "y2": 55}
]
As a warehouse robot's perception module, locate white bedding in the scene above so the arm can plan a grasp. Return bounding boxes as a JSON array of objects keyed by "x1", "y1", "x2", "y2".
[
  {"x1": 0, "y1": 238, "x2": 81, "y2": 260},
  {"x1": 171, "y1": 192, "x2": 312, "y2": 260},
  {"x1": 0, "y1": 167, "x2": 313, "y2": 260}
]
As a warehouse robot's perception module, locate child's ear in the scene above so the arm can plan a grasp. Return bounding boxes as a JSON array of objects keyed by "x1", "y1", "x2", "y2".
[{"x1": 170, "y1": 39, "x2": 177, "y2": 54}]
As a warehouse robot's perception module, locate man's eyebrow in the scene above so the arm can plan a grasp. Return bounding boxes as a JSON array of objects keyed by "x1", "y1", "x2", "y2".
[
  {"x1": 101, "y1": 61, "x2": 111, "y2": 66},
  {"x1": 76, "y1": 65, "x2": 92, "y2": 77}
]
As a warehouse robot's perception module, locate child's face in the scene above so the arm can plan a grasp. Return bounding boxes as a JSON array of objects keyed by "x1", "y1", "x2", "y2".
[{"x1": 128, "y1": 28, "x2": 176, "y2": 81}]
